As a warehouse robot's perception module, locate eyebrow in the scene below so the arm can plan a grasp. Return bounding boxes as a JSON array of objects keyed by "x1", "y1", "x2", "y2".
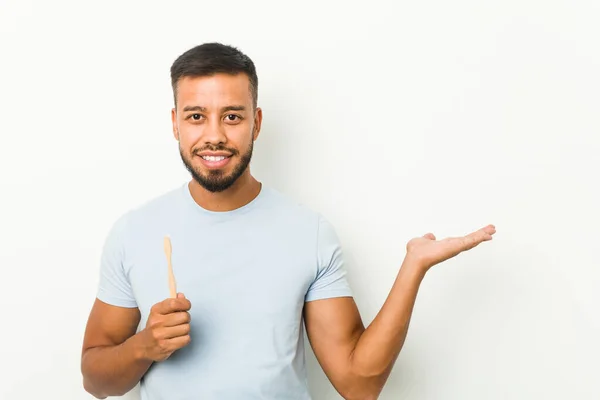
[{"x1": 182, "y1": 105, "x2": 247, "y2": 112}]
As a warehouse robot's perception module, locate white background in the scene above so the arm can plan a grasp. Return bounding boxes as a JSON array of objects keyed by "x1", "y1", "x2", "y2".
[{"x1": 1, "y1": 0, "x2": 599, "y2": 399}]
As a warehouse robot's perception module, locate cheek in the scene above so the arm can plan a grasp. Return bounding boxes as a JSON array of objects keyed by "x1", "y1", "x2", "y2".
[
  {"x1": 177, "y1": 128, "x2": 200, "y2": 148},
  {"x1": 234, "y1": 126, "x2": 254, "y2": 144}
]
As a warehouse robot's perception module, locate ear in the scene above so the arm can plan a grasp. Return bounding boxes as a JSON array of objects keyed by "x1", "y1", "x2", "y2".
[
  {"x1": 171, "y1": 107, "x2": 179, "y2": 141},
  {"x1": 252, "y1": 107, "x2": 263, "y2": 141}
]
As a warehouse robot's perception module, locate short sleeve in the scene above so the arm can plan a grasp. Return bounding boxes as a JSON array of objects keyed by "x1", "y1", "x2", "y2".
[
  {"x1": 96, "y1": 213, "x2": 138, "y2": 308},
  {"x1": 305, "y1": 215, "x2": 353, "y2": 302}
]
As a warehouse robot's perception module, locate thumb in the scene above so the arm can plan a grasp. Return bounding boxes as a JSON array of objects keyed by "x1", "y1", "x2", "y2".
[
  {"x1": 423, "y1": 233, "x2": 436, "y2": 240},
  {"x1": 177, "y1": 292, "x2": 186, "y2": 299}
]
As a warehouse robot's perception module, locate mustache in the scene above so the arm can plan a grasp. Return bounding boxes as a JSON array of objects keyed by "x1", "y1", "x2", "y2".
[{"x1": 193, "y1": 145, "x2": 239, "y2": 156}]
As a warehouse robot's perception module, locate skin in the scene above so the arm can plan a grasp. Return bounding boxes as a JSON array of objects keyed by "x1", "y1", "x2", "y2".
[
  {"x1": 81, "y1": 72, "x2": 496, "y2": 399},
  {"x1": 304, "y1": 230, "x2": 495, "y2": 399},
  {"x1": 173, "y1": 74, "x2": 263, "y2": 211}
]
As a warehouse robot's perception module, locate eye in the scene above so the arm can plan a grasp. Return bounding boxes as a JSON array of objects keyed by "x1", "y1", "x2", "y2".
[
  {"x1": 190, "y1": 114, "x2": 202, "y2": 120},
  {"x1": 225, "y1": 114, "x2": 241, "y2": 122}
]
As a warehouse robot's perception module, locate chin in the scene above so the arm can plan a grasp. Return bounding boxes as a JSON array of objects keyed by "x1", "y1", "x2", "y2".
[{"x1": 197, "y1": 176, "x2": 238, "y2": 193}]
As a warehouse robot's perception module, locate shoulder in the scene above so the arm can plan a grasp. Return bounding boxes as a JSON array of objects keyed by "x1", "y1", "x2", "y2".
[
  {"x1": 259, "y1": 186, "x2": 341, "y2": 254},
  {"x1": 105, "y1": 184, "x2": 185, "y2": 238},
  {"x1": 129, "y1": 185, "x2": 184, "y2": 219},
  {"x1": 260, "y1": 186, "x2": 329, "y2": 227}
]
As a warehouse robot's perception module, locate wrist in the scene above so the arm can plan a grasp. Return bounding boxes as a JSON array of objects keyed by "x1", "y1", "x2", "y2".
[
  {"x1": 130, "y1": 330, "x2": 152, "y2": 363},
  {"x1": 400, "y1": 254, "x2": 428, "y2": 280}
]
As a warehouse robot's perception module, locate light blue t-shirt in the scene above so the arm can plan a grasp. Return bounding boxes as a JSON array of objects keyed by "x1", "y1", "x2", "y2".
[{"x1": 96, "y1": 182, "x2": 353, "y2": 399}]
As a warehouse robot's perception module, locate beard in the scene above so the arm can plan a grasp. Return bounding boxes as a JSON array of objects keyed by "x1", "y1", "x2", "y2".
[{"x1": 179, "y1": 140, "x2": 253, "y2": 193}]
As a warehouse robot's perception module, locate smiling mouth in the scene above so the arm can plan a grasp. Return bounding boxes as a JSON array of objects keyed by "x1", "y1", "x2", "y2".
[
  {"x1": 201, "y1": 155, "x2": 229, "y2": 161},
  {"x1": 196, "y1": 153, "x2": 232, "y2": 169}
]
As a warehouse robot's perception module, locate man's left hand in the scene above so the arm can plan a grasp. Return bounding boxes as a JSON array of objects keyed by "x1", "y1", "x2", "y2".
[{"x1": 405, "y1": 224, "x2": 496, "y2": 272}]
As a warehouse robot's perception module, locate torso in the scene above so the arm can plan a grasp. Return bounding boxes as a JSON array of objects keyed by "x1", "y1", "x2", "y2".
[{"x1": 121, "y1": 184, "x2": 320, "y2": 399}]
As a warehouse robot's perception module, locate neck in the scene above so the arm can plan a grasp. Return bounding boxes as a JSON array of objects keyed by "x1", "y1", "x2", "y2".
[{"x1": 187, "y1": 171, "x2": 262, "y2": 212}]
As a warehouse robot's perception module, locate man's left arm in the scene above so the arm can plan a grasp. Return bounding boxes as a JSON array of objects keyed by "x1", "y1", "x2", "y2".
[{"x1": 304, "y1": 220, "x2": 496, "y2": 400}]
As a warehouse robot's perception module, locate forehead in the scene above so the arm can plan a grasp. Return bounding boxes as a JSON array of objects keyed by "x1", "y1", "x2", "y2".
[{"x1": 175, "y1": 73, "x2": 252, "y2": 108}]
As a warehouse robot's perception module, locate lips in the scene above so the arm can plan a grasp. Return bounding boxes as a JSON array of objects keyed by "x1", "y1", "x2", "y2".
[
  {"x1": 197, "y1": 152, "x2": 232, "y2": 169},
  {"x1": 201, "y1": 155, "x2": 228, "y2": 162}
]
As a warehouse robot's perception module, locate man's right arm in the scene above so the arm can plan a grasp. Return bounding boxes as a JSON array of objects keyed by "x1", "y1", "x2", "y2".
[
  {"x1": 81, "y1": 294, "x2": 192, "y2": 398},
  {"x1": 81, "y1": 299, "x2": 152, "y2": 399},
  {"x1": 83, "y1": 211, "x2": 194, "y2": 397}
]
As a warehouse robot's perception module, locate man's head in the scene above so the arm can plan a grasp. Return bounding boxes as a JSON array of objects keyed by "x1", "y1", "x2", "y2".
[{"x1": 170, "y1": 43, "x2": 261, "y2": 193}]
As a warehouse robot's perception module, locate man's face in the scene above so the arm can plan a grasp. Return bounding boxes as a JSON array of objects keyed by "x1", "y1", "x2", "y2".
[{"x1": 171, "y1": 73, "x2": 261, "y2": 192}]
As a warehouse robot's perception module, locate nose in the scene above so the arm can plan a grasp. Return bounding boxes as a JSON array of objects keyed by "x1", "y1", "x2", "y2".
[{"x1": 201, "y1": 116, "x2": 227, "y2": 145}]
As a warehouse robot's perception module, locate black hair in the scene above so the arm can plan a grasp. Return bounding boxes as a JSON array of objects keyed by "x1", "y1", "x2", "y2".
[{"x1": 170, "y1": 42, "x2": 258, "y2": 108}]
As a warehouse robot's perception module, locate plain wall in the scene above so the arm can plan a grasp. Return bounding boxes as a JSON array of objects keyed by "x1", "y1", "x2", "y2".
[{"x1": 1, "y1": 0, "x2": 599, "y2": 399}]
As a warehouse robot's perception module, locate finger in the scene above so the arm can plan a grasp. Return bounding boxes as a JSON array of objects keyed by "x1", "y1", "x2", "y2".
[
  {"x1": 423, "y1": 233, "x2": 436, "y2": 240},
  {"x1": 164, "y1": 334, "x2": 192, "y2": 350},
  {"x1": 460, "y1": 226, "x2": 495, "y2": 249},
  {"x1": 482, "y1": 224, "x2": 496, "y2": 238},
  {"x1": 475, "y1": 225, "x2": 496, "y2": 242},
  {"x1": 461, "y1": 235, "x2": 481, "y2": 250},
  {"x1": 159, "y1": 323, "x2": 191, "y2": 339},
  {"x1": 162, "y1": 311, "x2": 191, "y2": 327},
  {"x1": 442, "y1": 234, "x2": 478, "y2": 252},
  {"x1": 156, "y1": 297, "x2": 192, "y2": 314}
]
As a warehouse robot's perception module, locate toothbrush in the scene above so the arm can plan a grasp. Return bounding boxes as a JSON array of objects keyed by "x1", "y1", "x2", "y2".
[{"x1": 163, "y1": 236, "x2": 177, "y2": 298}]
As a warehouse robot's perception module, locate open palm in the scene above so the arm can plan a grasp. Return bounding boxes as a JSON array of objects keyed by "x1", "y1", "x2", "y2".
[{"x1": 406, "y1": 224, "x2": 496, "y2": 270}]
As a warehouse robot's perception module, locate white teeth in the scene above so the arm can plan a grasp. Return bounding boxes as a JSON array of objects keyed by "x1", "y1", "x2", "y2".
[{"x1": 202, "y1": 156, "x2": 226, "y2": 161}]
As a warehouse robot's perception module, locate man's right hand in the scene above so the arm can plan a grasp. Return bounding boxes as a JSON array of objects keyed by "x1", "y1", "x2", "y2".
[{"x1": 140, "y1": 293, "x2": 192, "y2": 362}]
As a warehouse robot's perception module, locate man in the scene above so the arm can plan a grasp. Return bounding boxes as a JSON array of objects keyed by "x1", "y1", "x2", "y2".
[{"x1": 80, "y1": 43, "x2": 495, "y2": 400}]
